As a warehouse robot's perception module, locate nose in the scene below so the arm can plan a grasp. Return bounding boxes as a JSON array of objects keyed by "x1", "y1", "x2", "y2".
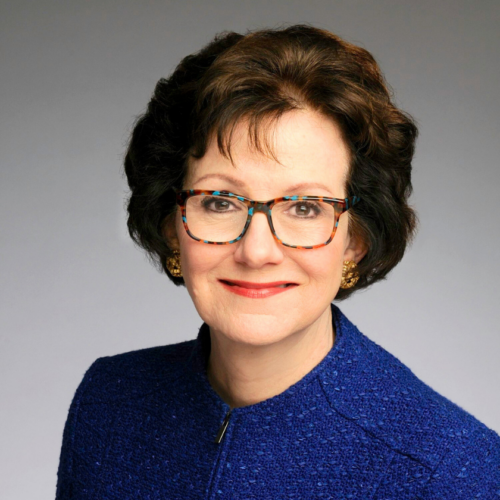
[{"x1": 233, "y1": 211, "x2": 284, "y2": 268}]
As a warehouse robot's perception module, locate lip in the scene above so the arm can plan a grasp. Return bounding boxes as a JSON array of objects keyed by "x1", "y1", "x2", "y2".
[
  {"x1": 220, "y1": 279, "x2": 296, "y2": 289},
  {"x1": 218, "y1": 279, "x2": 298, "y2": 298}
]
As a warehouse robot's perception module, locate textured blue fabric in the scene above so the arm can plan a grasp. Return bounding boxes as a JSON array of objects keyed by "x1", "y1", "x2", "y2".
[{"x1": 56, "y1": 304, "x2": 500, "y2": 499}]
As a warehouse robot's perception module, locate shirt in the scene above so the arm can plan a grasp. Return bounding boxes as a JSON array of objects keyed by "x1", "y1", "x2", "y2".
[{"x1": 55, "y1": 303, "x2": 500, "y2": 499}]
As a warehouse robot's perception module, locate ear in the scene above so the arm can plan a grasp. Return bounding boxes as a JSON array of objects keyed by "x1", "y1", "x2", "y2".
[
  {"x1": 162, "y1": 212, "x2": 180, "y2": 251},
  {"x1": 343, "y1": 232, "x2": 368, "y2": 264}
]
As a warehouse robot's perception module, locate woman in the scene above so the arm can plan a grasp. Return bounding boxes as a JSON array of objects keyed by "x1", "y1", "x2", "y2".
[{"x1": 56, "y1": 25, "x2": 500, "y2": 498}]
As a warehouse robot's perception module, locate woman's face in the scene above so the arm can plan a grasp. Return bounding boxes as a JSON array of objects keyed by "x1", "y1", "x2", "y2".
[{"x1": 171, "y1": 109, "x2": 365, "y2": 345}]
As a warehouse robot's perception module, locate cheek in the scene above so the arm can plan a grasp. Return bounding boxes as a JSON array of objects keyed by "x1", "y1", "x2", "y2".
[
  {"x1": 305, "y1": 246, "x2": 343, "y2": 285},
  {"x1": 176, "y1": 217, "x2": 229, "y2": 293},
  {"x1": 300, "y1": 221, "x2": 348, "y2": 288}
]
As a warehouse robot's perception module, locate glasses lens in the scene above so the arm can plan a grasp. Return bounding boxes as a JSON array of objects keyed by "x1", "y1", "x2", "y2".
[
  {"x1": 271, "y1": 199, "x2": 336, "y2": 246},
  {"x1": 185, "y1": 194, "x2": 248, "y2": 242}
]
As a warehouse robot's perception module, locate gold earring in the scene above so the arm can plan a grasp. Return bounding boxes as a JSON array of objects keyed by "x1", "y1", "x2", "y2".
[
  {"x1": 340, "y1": 260, "x2": 359, "y2": 289},
  {"x1": 166, "y1": 250, "x2": 182, "y2": 277}
]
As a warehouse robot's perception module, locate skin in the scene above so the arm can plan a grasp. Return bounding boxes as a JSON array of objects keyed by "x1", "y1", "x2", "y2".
[{"x1": 165, "y1": 108, "x2": 367, "y2": 409}]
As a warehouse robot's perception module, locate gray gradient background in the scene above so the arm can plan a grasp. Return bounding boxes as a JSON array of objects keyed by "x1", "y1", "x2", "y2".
[{"x1": 1, "y1": 0, "x2": 499, "y2": 497}]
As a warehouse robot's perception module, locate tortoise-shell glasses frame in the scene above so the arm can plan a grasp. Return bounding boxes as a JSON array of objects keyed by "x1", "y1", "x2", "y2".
[{"x1": 175, "y1": 189, "x2": 361, "y2": 250}]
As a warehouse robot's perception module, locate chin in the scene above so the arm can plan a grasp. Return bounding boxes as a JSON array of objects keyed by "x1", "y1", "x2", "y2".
[{"x1": 211, "y1": 311, "x2": 299, "y2": 347}]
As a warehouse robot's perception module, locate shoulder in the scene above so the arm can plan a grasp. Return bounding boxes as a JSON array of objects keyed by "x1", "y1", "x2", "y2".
[
  {"x1": 75, "y1": 338, "x2": 196, "y2": 405},
  {"x1": 324, "y1": 306, "x2": 500, "y2": 488},
  {"x1": 56, "y1": 338, "x2": 196, "y2": 498}
]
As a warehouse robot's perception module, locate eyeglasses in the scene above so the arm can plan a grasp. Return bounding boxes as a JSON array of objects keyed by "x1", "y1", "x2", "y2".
[{"x1": 175, "y1": 189, "x2": 360, "y2": 249}]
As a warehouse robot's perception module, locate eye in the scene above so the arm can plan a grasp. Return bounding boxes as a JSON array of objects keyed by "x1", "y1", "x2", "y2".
[
  {"x1": 289, "y1": 201, "x2": 321, "y2": 218},
  {"x1": 202, "y1": 196, "x2": 239, "y2": 212}
]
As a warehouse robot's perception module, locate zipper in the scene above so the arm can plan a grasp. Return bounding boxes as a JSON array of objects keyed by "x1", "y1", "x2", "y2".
[
  {"x1": 214, "y1": 408, "x2": 233, "y2": 444},
  {"x1": 207, "y1": 408, "x2": 234, "y2": 499}
]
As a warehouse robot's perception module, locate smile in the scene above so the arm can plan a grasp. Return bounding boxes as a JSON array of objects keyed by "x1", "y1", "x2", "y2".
[{"x1": 218, "y1": 279, "x2": 298, "y2": 298}]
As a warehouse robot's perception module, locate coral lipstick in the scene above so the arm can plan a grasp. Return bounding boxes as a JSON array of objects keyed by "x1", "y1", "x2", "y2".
[{"x1": 218, "y1": 279, "x2": 298, "y2": 298}]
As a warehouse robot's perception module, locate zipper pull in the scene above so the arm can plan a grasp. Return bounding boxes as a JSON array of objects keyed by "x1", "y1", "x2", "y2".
[{"x1": 214, "y1": 409, "x2": 232, "y2": 444}]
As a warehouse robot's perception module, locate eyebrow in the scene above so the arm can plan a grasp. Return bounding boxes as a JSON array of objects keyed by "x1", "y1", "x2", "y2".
[{"x1": 190, "y1": 173, "x2": 336, "y2": 196}]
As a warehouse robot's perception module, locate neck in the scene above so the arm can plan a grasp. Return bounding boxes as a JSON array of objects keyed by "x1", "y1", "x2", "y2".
[{"x1": 206, "y1": 306, "x2": 334, "y2": 409}]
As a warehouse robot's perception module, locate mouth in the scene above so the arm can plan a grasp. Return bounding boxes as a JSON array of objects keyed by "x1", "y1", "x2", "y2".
[
  {"x1": 219, "y1": 279, "x2": 297, "y2": 289},
  {"x1": 218, "y1": 279, "x2": 298, "y2": 298}
]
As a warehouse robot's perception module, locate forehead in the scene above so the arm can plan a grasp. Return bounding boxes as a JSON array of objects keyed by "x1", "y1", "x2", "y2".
[{"x1": 186, "y1": 109, "x2": 351, "y2": 198}]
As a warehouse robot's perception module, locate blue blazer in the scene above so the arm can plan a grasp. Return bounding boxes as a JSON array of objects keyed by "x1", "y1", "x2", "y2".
[{"x1": 56, "y1": 304, "x2": 500, "y2": 499}]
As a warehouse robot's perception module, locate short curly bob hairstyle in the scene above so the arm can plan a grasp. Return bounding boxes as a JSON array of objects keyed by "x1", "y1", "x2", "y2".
[{"x1": 124, "y1": 24, "x2": 418, "y2": 301}]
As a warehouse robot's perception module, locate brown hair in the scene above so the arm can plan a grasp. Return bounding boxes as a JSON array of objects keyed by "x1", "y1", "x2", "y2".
[{"x1": 124, "y1": 24, "x2": 418, "y2": 300}]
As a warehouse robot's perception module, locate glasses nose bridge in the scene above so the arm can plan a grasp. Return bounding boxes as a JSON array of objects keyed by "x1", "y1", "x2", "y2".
[
  {"x1": 249, "y1": 201, "x2": 272, "y2": 217},
  {"x1": 244, "y1": 201, "x2": 275, "y2": 238}
]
